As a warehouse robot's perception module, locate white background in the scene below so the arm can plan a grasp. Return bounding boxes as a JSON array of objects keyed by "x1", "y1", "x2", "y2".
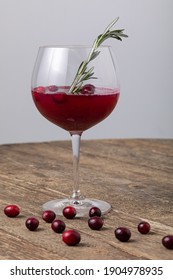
[
  {"x1": 1, "y1": 260, "x2": 173, "y2": 279},
  {"x1": 0, "y1": 0, "x2": 172, "y2": 144}
]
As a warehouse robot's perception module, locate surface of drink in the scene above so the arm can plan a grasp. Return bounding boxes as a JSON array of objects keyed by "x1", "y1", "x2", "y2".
[{"x1": 32, "y1": 86, "x2": 119, "y2": 134}]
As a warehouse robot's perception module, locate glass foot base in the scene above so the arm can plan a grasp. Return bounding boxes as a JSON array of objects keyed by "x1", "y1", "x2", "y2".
[{"x1": 42, "y1": 198, "x2": 111, "y2": 217}]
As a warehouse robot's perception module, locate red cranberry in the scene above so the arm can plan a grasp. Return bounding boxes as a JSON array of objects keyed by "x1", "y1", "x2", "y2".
[
  {"x1": 33, "y1": 91, "x2": 40, "y2": 102},
  {"x1": 81, "y1": 84, "x2": 95, "y2": 95},
  {"x1": 63, "y1": 206, "x2": 76, "y2": 219},
  {"x1": 138, "y1": 221, "x2": 150, "y2": 234},
  {"x1": 42, "y1": 210, "x2": 56, "y2": 223},
  {"x1": 88, "y1": 216, "x2": 103, "y2": 230},
  {"x1": 52, "y1": 93, "x2": 66, "y2": 103},
  {"x1": 51, "y1": 219, "x2": 66, "y2": 233},
  {"x1": 48, "y1": 85, "x2": 59, "y2": 92},
  {"x1": 35, "y1": 86, "x2": 45, "y2": 93},
  {"x1": 89, "y1": 207, "x2": 101, "y2": 217},
  {"x1": 4, "y1": 204, "x2": 20, "y2": 217},
  {"x1": 162, "y1": 235, "x2": 173, "y2": 250},
  {"x1": 115, "y1": 227, "x2": 131, "y2": 242},
  {"x1": 62, "y1": 229, "x2": 81, "y2": 246},
  {"x1": 25, "y1": 217, "x2": 39, "y2": 231}
]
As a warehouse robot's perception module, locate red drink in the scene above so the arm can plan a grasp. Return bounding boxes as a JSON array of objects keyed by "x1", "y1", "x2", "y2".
[{"x1": 32, "y1": 86, "x2": 119, "y2": 134}]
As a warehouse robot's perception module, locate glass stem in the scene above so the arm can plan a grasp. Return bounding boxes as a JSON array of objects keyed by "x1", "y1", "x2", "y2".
[{"x1": 71, "y1": 134, "x2": 84, "y2": 203}]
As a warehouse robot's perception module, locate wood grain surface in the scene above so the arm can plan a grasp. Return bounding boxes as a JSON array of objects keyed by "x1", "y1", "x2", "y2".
[{"x1": 0, "y1": 139, "x2": 173, "y2": 260}]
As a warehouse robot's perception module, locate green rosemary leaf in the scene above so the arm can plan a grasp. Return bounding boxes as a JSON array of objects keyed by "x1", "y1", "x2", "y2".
[
  {"x1": 90, "y1": 50, "x2": 100, "y2": 61},
  {"x1": 81, "y1": 67, "x2": 94, "y2": 80},
  {"x1": 101, "y1": 17, "x2": 119, "y2": 36},
  {"x1": 68, "y1": 18, "x2": 128, "y2": 94},
  {"x1": 77, "y1": 61, "x2": 87, "y2": 75}
]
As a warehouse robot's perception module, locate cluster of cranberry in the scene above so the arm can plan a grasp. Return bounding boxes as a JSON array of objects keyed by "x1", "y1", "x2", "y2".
[
  {"x1": 3, "y1": 204, "x2": 173, "y2": 249},
  {"x1": 35, "y1": 84, "x2": 95, "y2": 95}
]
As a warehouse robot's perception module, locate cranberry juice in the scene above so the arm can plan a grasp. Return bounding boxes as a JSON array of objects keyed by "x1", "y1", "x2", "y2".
[{"x1": 32, "y1": 86, "x2": 119, "y2": 133}]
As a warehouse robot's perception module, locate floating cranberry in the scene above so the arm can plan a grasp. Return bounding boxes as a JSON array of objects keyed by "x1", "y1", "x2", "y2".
[
  {"x1": 35, "y1": 86, "x2": 45, "y2": 93},
  {"x1": 42, "y1": 210, "x2": 56, "y2": 223},
  {"x1": 138, "y1": 221, "x2": 150, "y2": 234},
  {"x1": 89, "y1": 207, "x2": 101, "y2": 217},
  {"x1": 51, "y1": 219, "x2": 66, "y2": 233},
  {"x1": 33, "y1": 91, "x2": 40, "y2": 102},
  {"x1": 115, "y1": 227, "x2": 131, "y2": 242},
  {"x1": 88, "y1": 216, "x2": 103, "y2": 230},
  {"x1": 52, "y1": 93, "x2": 66, "y2": 103},
  {"x1": 162, "y1": 235, "x2": 173, "y2": 250},
  {"x1": 25, "y1": 217, "x2": 39, "y2": 231},
  {"x1": 81, "y1": 84, "x2": 95, "y2": 95},
  {"x1": 4, "y1": 204, "x2": 20, "y2": 217},
  {"x1": 48, "y1": 85, "x2": 59, "y2": 92},
  {"x1": 62, "y1": 229, "x2": 81, "y2": 246},
  {"x1": 63, "y1": 206, "x2": 76, "y2": 219}
]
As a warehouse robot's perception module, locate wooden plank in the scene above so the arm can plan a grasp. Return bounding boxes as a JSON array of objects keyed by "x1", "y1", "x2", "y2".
[{"x1": 0, "y1": 139, "x2": 173, "y2": 259}]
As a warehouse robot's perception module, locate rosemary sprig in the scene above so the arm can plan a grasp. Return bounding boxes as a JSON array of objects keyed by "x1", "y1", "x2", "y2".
[{"x1": 68, "y1": 17, "x2": 128, "y2": 94}]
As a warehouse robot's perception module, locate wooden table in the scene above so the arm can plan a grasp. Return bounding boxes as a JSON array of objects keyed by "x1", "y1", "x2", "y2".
[{"x1": 0, "y1": 139, "x2": 173, "y2": 260}]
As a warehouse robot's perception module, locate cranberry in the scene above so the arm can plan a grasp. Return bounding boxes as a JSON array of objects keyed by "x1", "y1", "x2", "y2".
[
  {"x1": 115, "y1": 227, "x2": 131, "y2": 242},
  {"x1": 42, "y1": 210, "x2": 56, "y2": 223},
  {"x1": 52, "y1": 93, "x2": 66, "y2": 103},
  {"x1": 162, "y1": 235, "x2": 173, "y2": 250},
  {"x1": 63, "y1": 206, "x2": 76, "y2": 219},
  {"x1": 138, "y1": 221, "x2": 150, "y2": 234},
  {"x1": 81, "y1": 84, "x2": 95, "y2": 95},
  {"x1": 4, "y1": 204, "x2": 20, "y2": 217},
  {"x1": 51, "y1": 219, "x2": 66, "y2": 233},
  {"x1": 88, "y1": 216, "x2": 103, "y2": 230},
  {"x1": 35, "y1": 86, "x2": 45, "y2": 93},
  {"x1": 89, "y1": 207, "x2": 101, "y2": 217},
  {"x1": 48, "y1": 85, "x2": 58, "y2": 92},
  {"x1": 25, "y1": 217, "x2": 39, "y2": 231},
  {"x1": 62, "y1": 229, "x2": 81, "y2": 246},
  {"x1": 33, "y1": 91, "x2": 40, "y2": 102}
]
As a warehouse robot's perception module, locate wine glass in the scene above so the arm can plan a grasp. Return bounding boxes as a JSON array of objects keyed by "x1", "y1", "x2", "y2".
[{"x1": 31, "y1": 45, "x2": 120, "y2": 217}]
